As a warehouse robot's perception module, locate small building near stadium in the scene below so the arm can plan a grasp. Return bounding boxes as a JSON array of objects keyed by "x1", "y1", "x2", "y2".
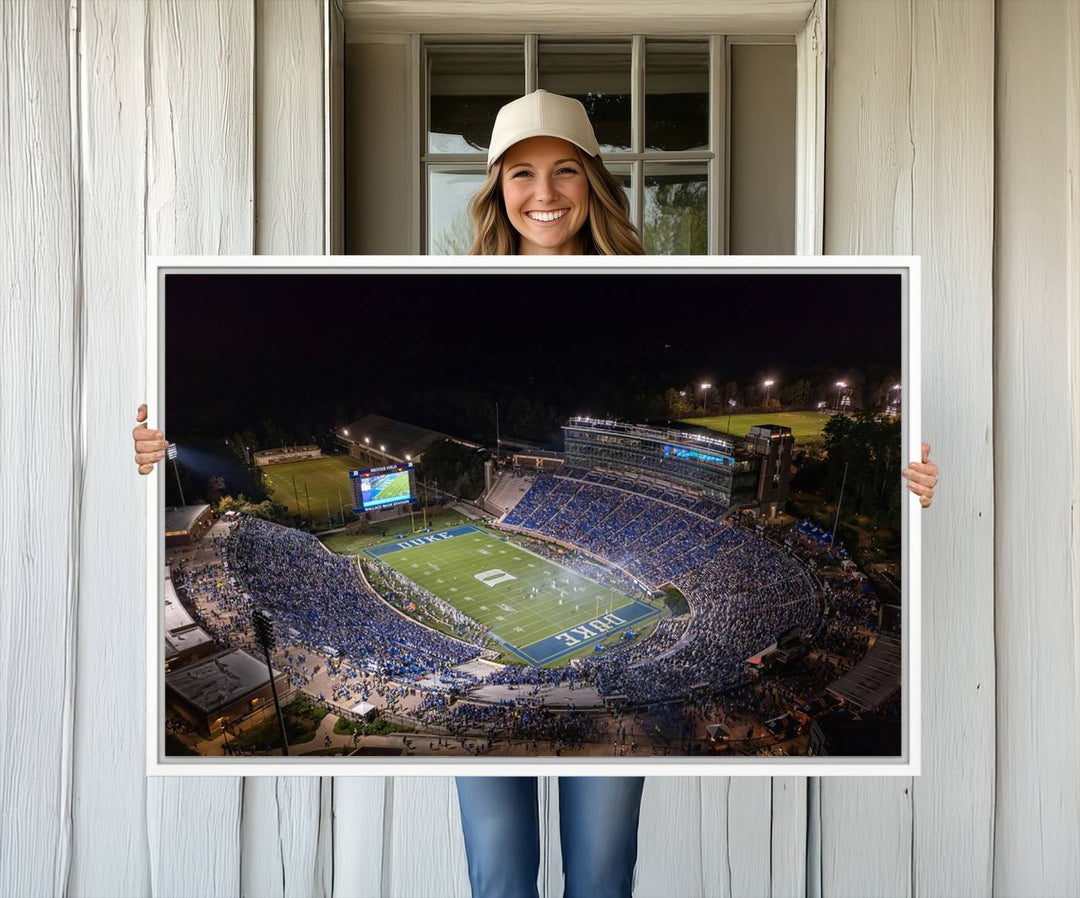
[
  {"x1": 336, "y1": 413, "x2": 481, "y2": 467},
  {"x1": 254, "y1": 445, "x2": 322, "y2": 466},
  {"x1": 165, "y1": 504, "x2": 214, "y2": 548},
  {"x1": 165, "y1": 649, "x2": 293, "y2": 738},
  {"x1": 164, "y1": 567, "x2": 216, "y2": 671}
]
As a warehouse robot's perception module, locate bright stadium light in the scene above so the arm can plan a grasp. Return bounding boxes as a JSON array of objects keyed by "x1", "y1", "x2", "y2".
[
  {"x1": 834, "y1": 381, "x2": 848, "y2": 414},
  {"x1": 405, "y1": 454, "x2": 411, "y2": 461},
  {"x1": 699, "y1": 383, "x2": 713, "y2": 416},
  {"x1": 380, "y1": 444, "x2": 386, "y2": 452},
  {"x1": 364, "y1": 437, "x2": 370, "y2": 444},
  {"x1": 343, "y1": 428, "x2": 349, "y2": 436},
  {"x1": 763, "y1": 379, "x2": 775, "y2": 412}
]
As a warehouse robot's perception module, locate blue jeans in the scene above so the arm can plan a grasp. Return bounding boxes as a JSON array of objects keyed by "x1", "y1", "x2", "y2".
[{"x1": 455, "y1": 776, "x2": 646, "y2": 898}]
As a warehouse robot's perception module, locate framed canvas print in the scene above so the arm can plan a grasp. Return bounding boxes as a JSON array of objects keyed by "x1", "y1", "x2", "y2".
[{"x1": 146, "y1": 255, "x2": 920, "y2": 776}]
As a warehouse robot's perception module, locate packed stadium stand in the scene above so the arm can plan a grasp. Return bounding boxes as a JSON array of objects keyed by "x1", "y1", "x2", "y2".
[
  {"x1": 227, "y1": 518, "x2": 482, "y2": 687},
  {"x1": 499, "y1": 467, "x2": 820, "y2": 701},
  {"x1": 206, "y1": 412, "x2": 818, "y2": 711}
]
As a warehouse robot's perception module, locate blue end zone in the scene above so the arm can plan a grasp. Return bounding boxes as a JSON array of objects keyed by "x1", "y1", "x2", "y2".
[
  {"x1": 364, "y1": 524, "x2": 481, "y2": 558},
  {"x1": 512, "y1": 600, "x2": 662, "y2": 666}
]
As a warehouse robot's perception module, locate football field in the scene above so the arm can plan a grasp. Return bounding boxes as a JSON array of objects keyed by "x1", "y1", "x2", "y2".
[
  {"x1": 261, "y1": 456, "x2": 357, "y2": 522},
  {"x1": 681, "y1": 410, "x2": 829, "y2": 443},
  {"x1": 364, "y1": 525, "x2": 660, "y2": 666}
]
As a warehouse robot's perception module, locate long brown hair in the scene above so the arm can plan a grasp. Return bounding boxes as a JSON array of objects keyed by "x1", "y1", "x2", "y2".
[{"x1": 468, "y1": 150, "x2": 645, "y2": 255}]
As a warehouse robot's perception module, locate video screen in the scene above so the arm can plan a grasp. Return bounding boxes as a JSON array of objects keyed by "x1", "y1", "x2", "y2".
[
  {"x1": 351, "y1": 463, "x2": 415, "y2": 512},
  {"x1": 663, "y1": 443, "x2": 733, "y2": 465}
]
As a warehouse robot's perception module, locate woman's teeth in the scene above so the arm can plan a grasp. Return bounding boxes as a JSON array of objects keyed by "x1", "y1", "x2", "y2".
[{"x1": 527, "y1": 210, "x2": 567, "y2": 222}]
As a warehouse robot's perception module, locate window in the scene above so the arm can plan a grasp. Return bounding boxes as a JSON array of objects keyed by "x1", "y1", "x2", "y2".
[
  {"x1": 422, "y1": 36, "x2": 795, "y2": 256},
  {"x1": 343, "y1": 27, "x2": 813, "y2": 255}
]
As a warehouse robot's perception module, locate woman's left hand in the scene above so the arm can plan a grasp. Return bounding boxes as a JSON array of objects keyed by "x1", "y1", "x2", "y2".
[{"x1": 902, "y1": 442, "x2": 938, "y2": 508}]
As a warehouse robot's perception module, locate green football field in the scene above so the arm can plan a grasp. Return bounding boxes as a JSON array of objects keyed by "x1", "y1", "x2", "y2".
[
  {"x1": 365, "y1": 526, "x2": 656, "y2": 666},
  {"x1": 681, "y1": 410, "x2": 830, "y2": 444},
  {"x1": 261, "y1": 455, "x2": 359, "y2": 523}
]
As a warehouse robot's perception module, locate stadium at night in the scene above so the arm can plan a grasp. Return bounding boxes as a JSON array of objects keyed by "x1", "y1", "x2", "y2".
[{"x1": 162, "y1": 272, "x2": 903, "y2": 759}]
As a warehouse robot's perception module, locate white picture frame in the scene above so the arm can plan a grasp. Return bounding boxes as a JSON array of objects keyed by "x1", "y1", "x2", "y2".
[{"x1": 146, "y1": 254, "x2": 920, "y2": 777}]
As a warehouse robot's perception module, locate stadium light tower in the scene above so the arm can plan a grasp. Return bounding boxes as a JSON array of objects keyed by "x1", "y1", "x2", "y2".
[
  {"x1": 834, "y1": 381, "x2": 847, "y2": 414},
  {"x1": 763, "y1": 379, "x2": 775, "y2": 412},
  {"x1": 166, "y1": 443, "x2": 185, "y2": 506},
  {"x1": 700, "y1": 383, "x2": 712, "y2": 416},
  {"x1": 251, "y1": 609, "x2": 290, "y2": 756},
  {"x1": 727, "y1": 398, "x2": 736, "y2": 434}
]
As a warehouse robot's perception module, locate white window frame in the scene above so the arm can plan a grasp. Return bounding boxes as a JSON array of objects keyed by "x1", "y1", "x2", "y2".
[{"x1": 394, "y1": 1, "x2": 825, "y2": 256}]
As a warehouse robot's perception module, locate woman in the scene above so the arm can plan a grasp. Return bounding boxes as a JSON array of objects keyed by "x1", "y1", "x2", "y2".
[
  {"x1": 454, "y1": 91, "x2": 649, "y2": 898},
  {"x1": 133, "y1": 90, "x2": 939, "y2": 898}
]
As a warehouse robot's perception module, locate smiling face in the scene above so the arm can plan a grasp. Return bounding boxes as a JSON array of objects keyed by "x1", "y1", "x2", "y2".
[{"x1": 499, "y1": 136, "x2": 591, "y2": 255}]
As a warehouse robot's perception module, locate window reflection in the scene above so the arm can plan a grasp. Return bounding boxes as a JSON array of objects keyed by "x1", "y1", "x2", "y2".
[
  {"x1": 428, "y1": 44, "x2": 525, "y2": 153},
  {"x1": 538, "y1": 41, "x2": 632, "y2": 153}
]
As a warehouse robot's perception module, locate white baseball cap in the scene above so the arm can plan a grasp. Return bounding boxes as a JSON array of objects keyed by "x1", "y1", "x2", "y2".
[{"x1": 486, "y1": 90, "x2": 601, "y2": 169}]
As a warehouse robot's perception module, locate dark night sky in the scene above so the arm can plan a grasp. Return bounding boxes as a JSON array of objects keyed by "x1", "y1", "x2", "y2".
[{"x1": 166, "y1": 272, "x2": 900, "y2": 443}]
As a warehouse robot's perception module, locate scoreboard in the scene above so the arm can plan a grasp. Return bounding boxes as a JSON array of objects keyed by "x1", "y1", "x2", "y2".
[{"x1": 349, "y1": 462, "x2": 416, "y2": 513}]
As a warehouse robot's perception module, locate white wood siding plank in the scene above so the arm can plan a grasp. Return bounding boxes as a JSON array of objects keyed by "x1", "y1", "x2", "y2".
[
  {"x1": 240, "y1": 777, "x2": 327, "y2": 898},
  {"x1": 636, "y1": 777, "x2": 705, "y2": 897},
  {"x1": 825, "y1": 2, "x2": 997, "y2": 897},
  {"x1": 245, "y1": 3, "x2": 328, "y2": 895},
  {"x1": 822, "y1": 3, "x2": 914, "y2": 894},
  {"x1": 908, "y1": 3, "x2": 995, "y2": 896},
  {"x1": 0, "y1": 1, "x2": 78, "y2": 895},
  {"x1": 147, "y1": 777, "x2": 244, "y2": 898},
  {"x1": 255, "y1": 0, "x2": 324, "y2": 255},
  {"x1": 145, "y1": 0, "x2": 255, "y2": 257},
  {"x1": 384, "y1": 777, "x2": 471, "y2": 898},
  {"x1": 327, "y1": 0, "x2": 346, "y2": 255},
  {"x1": 727, "y1": 778, "x2": 774, "y2": 897},
  {"x1": 994, "y1": 2, "x2": 1080, "y2": 893},
  {"x1": 70, "y1": 1, "x2": 153, "y2": 894},
  {"x1": 696, "y1": 777, "x2": 799, "y2": 898},
  {"x1": 771, "y1": 777, "x2": 808, "y2": 897},
  {"x1": 145, "y1": 2, "x2": 255, "y2": 895},
  {"x1": 332, "y1": 777, "x2": 389, "y2": 898}
]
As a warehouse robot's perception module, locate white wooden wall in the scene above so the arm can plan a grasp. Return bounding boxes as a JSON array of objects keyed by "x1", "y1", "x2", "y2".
[{"x1": 1, "y1": 1, "x2": 1077, "y2": 896}]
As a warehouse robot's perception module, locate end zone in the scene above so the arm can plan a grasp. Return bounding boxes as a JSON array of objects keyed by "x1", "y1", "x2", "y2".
[
  {"x1": 364, "y1": 524, "x2": 481, "y2": 557},
  {"x1": 514, "y1": 600, "x2": 662, "y2": 666}
]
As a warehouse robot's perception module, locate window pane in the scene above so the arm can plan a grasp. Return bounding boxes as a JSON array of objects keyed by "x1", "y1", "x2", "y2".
[
  {"x1": 643, "y1": 163, "x2": 707, "y2": 255},
  {"x1": 428, "y1": 167, "x2": 487, "y2": 254},
  {"x1": 538, "y1": 40, "x2": 632, "y2": 153},
  {"x1": 428, "y1": 44, "x2": 524, "y2": 154},
  {"x1": 645, "y1": 40, "x2": 709, "y2": 152},
  {"x1": 604, "y1": 163, "x2": 634, "y2": 220}
]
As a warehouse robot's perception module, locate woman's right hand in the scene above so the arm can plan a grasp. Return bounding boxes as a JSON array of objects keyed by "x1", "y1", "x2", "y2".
[{"x1": 133, "y1": 403, "x2": 169, "y2": 475}]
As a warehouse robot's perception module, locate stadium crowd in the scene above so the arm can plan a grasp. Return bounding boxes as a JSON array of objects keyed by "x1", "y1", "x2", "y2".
[
  {"x1": 411, "y1": 692, "x2": 609, "y2": 749},
  {"x1": 228, "y1": 518, "x2": 479, "y2": 681},
  {"x1": 171, "y1": 466, "x2": 834, "y2": 734},
  {"x1": 497, "y1": 472, "x2": 821, "y2": 702}
]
